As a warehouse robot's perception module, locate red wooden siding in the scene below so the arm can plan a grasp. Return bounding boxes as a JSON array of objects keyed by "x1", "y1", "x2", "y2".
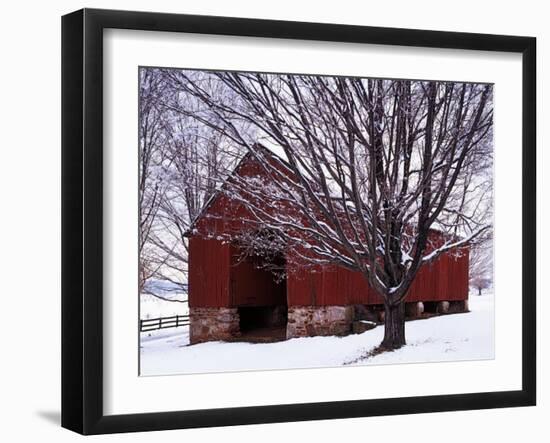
[
  {"x1": 286, "y1": 250, "x2": 469, "y2": 307},
  {"x1": 192, "y1": 154, "x2": 283, "y2": 238},
  {"x1": 188, "y1": 152, "x2": 470, "y2": 309},
  {"x1": 188, "y1": 237, "x2": 231, "y2": 307}
]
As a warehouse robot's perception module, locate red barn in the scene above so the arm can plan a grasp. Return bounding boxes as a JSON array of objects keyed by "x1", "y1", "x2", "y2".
[{"x1": 186, "y1": 147, "x2": 469, "y2": 344}]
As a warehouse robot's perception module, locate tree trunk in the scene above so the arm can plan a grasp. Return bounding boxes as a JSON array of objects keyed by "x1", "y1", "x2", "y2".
[
  {"x1": 381, "y1": 301, "x2": 406, "y2": 350},
  {"x1": 478, "y1": 287, "x2": 482, "y2": 296}
]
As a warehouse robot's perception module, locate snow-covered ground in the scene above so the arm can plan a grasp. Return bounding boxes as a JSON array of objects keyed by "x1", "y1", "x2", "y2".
[
  {"x1": 140, "y1": 293, "x2": 494, "y2": 376},
  {"x1": 140, "y1": 293, "x2": 188, "y2": 319}
]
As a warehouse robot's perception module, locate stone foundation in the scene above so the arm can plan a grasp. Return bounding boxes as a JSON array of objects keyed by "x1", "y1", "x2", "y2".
[
  {"x1": 353, "y1": 304, "x2": 379, "y2": 323},
  {"x1": 189, "y1": 307, "x2": 240, "y2": 344},
  {"x1": 448, "y1": 299, "x2": 469, "y2": 313},
  {"x1": 287, "y1": 305, "x2": 354, "y2": 338},
  {"x1": 436, "y1": 301, "x2": 450, "y2": 314},
  {"x1": 405, "y1": 301, "x2": 425, "y2": 318},
  {"x1": 435, "y1": 300, "x2": 469, "y2": 314},
  {"x1": 189, "y1": 299, "x2": 469, "y2": 344}
]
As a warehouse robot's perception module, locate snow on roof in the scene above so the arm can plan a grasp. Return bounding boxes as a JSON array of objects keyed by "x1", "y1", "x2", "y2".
[{"x1": 256, "y1": 136, "x2": 288, "y2": 160}]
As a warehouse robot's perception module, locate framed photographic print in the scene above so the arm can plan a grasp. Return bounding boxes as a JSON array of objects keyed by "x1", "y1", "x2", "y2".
[{"x1": 61, "y1": 8, "x2": 536, "y2": 435}]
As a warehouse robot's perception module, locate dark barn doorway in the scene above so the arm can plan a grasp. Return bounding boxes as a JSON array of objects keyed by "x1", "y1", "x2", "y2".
[
  {"x1": 231, "y1": 244, "x2": 287, "y2": 342},
  {"x1": 237, "y1": 305, "x2": 287, "y2": 341}
]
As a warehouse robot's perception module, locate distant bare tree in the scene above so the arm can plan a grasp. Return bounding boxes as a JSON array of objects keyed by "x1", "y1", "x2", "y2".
[
  {"x1": 165, "y1": 71, "x2": 493, "y2": 350},
  {"x1": 139, "y1": 68, "x2": 170, "y2": 294},
  {"x1": 469, "y1": 241, "x2": 493, "y2": 295},
  {"x1": 139, "y1": 69, "x2": 251, "y2": 300}
]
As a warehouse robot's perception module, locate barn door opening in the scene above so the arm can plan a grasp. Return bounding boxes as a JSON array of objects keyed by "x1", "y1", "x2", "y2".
[
  {"x1": 231, "y1": 242, "x2": 287, "y2": 342},
  {"x1": 237, "y1": 305, "x2": 287, "y2": 341}
]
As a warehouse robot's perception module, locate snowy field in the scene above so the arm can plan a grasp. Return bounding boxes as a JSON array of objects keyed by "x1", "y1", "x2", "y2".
[
  {"x1": 140, "y1": 293, "x2": 494, "y2": 376},
  {"x1": 140, "y1": 293, "x2": 189, "y2": 319}
]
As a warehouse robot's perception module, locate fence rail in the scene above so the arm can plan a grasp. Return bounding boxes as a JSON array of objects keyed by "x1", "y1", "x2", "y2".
[{"x1": 140, "y1": 315, "x2": 189, "y2": 332}]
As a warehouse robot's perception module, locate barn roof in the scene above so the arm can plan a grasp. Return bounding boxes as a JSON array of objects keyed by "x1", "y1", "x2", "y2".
[
  {"x1": 184, "y1": 143, "x2": 290, "y2": 237},
  {"x1": 184, "y1": 142, "x2": 461, "y2": 244}
]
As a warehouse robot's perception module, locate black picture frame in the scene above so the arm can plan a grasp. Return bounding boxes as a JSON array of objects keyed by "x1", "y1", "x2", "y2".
[{"x1": 61, "y1": 8, "x2": 536, "y2": 435}]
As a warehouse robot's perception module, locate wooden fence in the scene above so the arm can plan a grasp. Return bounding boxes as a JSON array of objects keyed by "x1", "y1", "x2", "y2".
[{"x1": 140, "y1": 315, "x2": 190, "y2": 332}]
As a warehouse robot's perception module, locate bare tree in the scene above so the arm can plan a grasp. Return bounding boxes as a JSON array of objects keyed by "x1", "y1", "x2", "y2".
[
  {"x1": 469, "y1": 241, "x2": 493, "y2": 295},
  {"x1": 139, "y1": 68, "x2": 170, "y2": 294},
  {"x1": 163, "y1": 70, "x2": 493, "y2": 350},
  {"x1": 139, "y1": 69, "x2": 251, "y2": 301}
]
